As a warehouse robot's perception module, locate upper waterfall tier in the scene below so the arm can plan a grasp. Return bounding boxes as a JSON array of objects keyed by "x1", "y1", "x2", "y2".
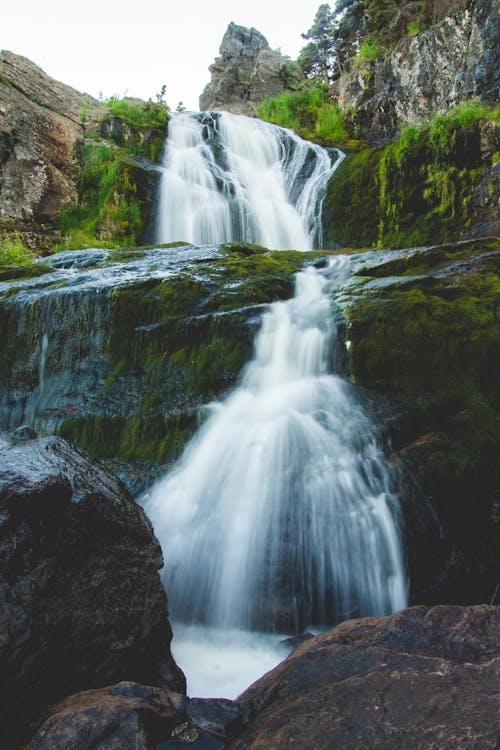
[{"x1": 156, "y1": 112, "x2": 342, "y2": 251}]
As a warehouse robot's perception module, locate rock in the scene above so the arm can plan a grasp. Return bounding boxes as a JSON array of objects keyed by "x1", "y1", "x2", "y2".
[
  {"x1": 226, "y1": 606, "x2": 500, "y2": 749},
  {"x1": 333, "y1": 0, "x2": 500, "y2": 142},
  {"x1": 0, "y1": 52, "x2": 104, "y2": 226},
  {"x1": 0, "y1": 435, "x2": 185, "y2": 748},
  {"x1": 26, "y1": 682, "x2": 186, "y2": 750},
  {"x1": 0, "y1": 244, "x2": 303, "y2": 493},
  {"x1": 199, "y1": 23, "x2": 304, "y2": 115},
  {"x1": 341, "y1": 239, "x2": 500, "y2": 606}
]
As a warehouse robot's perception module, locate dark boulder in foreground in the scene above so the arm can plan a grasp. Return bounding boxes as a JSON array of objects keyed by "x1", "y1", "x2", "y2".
[
  {"x1": 227, "y1": 605, "x2": 500, "y2": 750},
  {"x1": 0, "y1": 434, "x2": 184, "y2": 748},
  {"x1": 26, "y1": 682, "x2": 186, "y2": 750}
]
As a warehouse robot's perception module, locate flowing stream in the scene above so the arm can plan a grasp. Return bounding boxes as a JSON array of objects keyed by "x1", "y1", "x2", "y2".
[
  {"x1": 145, "y1": 256, "x2": 407, "y2": 698},
  {"x1": 156, "y1": 111, "x2": 342, "y2": 250}
]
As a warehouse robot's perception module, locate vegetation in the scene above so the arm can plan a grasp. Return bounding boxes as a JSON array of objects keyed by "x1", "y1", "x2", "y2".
[
  {"x1": 344, "y1": 237, "x2": 500, "y2": 603},
  {"x1": 258, "y1": 84, "x2": 349, "y2": 144},
  {"x1": 324, "y1": 103, "x2": 500, "y2": 248},
  {"x1": 54, "y1": 96, "x2": 170, "y2": 251},
  {"x1": 297, "y1": 1, "x2": 429, "y2": 84},
  {"x1": 0, "y1": 235, "x2": 35, "y2": 266},
  {"x1": 104, "y1": 97, "x2": 169, "y2": 162}
]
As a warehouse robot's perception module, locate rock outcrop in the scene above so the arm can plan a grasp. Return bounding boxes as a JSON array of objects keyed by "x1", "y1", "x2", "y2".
[
  {"x1": 0, "y1": 433, "x2": 184, "y2": 748},
  {"x1": 0, "y1": 52, "x2": 104, "y2": 226},
  {"x1": 0, "y1": 51, "x2": 166, "y2": 247},
  {"x1": 333, "y1": 0, "x2": 500, "y2": 143},
  {"x1": 227, "y1": 605, "x2": 500, "y2": 749},
  {"x1": 199, "y1": 23, "x2": 304, "y2": 115},
  {"x1": 0, "y1": 244, "x2": 303, "y2": 493}
]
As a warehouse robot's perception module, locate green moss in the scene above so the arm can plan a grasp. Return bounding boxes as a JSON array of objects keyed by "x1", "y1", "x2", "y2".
[
  {"x1": 347, "y1": 246, "x2": 500, "y2": 399},
  {"x1": 325, "y1": 105, "x2": 499, "y2": 248},
  {"x1": 57, "y1": 410, "x2": 197, "y2": 463},
  {"x1": 0, "y1": 263, "x2": 53, "y2": 282}
]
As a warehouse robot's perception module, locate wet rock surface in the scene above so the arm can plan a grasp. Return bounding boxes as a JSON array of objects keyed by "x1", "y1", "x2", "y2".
[
  {"x1": 226, "y1": 605, "x2": 500, "y2": 750},
  {"x1": 343, "y1": 239, "x2": 500, "y2": 606},
  {"x1": 0, "y1": 434, "x2": 184, "y2": 748}
]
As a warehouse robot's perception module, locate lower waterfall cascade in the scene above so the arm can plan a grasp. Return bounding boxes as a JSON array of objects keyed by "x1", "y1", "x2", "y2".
[
  {"x1": 145, "y1": 256, "x2": 408, "y2": 696},
  {"x1": 155, "y1": 111, "x2": 342, "y2": 250}
]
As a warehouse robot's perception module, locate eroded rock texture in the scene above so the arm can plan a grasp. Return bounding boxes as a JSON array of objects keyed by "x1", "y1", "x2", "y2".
[
  {"x1": 0, "y1": 51, "x2": 104, "y2": 225},
  {"x1": 199, "y1": 23, "x2": 304, "y2": 115}
]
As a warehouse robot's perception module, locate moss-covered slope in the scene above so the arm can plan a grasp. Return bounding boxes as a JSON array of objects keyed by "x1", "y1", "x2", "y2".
[{"x1": 324, "y1": 106, "x2": 499, "y2": 249}]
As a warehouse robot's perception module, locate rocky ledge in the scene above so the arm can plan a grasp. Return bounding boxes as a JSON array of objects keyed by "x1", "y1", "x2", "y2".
[{"x1": 0, "y1": 433, "x2": 184, "y2": 748}]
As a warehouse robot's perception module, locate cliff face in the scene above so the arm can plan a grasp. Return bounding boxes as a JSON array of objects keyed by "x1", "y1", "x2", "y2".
[
  {"x1": 0, "y1": 52, "x2": 104, "y2": 226},
  {"x1": 199, "y1": 23, "x2": 304, "y2": 115},
  {"x1": 333, "y1": 0, "x2": 500, "y2": 143},
  {"x1": 0, "y1": 52, "x2": 166, "y2": 249}
]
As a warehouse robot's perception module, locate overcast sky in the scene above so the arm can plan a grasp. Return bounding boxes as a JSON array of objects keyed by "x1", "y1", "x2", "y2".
[{"x1": 3, "y1": 0, "x2": 324, "y2": 110}]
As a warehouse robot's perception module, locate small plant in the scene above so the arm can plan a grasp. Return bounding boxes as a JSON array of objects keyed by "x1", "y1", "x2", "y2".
[
  {"x1": 357, "y1": 40, "x2": 382, "y2": 63},
  {"x1": 0, "y1": 236, "x2": 34, "y2": 265},
  {"x1": 407, "y1": 21, "x2": 423, "y2": 37}
]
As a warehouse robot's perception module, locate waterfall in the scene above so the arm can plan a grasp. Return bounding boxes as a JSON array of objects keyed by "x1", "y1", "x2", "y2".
[
  {"x1": 156, "y1": 111, "x2": 341, "y2": 250},
  {"x1": 146, "y1": 257, "x2": 407, "y2": 639}
]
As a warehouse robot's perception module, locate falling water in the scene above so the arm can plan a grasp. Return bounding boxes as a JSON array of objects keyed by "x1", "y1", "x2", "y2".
[
  {"x1": 156, "y1": 111, "x2": 342, "y2": 250},
  {"x1": 146, "y1": 257, "x2": 407, "y2": 657}
]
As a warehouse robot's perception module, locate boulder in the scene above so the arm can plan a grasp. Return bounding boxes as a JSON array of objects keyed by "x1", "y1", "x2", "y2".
[
  {"x1": 0, "y1": 434, "x2": 184, "y2": 748},
  {"x1": 199, "y1": 23, "x2": 304, "y2": 115},
  {"x1": 227, "y1": 605, "x2": 500, "y2": 749},
  {"x1": 26, "y1": 682, "x2": 186, "y2": 750}
]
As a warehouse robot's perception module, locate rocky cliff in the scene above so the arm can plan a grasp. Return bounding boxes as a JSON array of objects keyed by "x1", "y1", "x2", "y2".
[
  {"x1": 333, "y1": 0, "x2": 500, "y2": 143},
  {"x1": 0, "y1": 51, "x2": 166, "y2": 249},
  {"x1": 199, "y1": 23, "x2": 304, "y2": 115},
  {"x1": 0, "y1": 52, "x2": 103, "y2": 232}
]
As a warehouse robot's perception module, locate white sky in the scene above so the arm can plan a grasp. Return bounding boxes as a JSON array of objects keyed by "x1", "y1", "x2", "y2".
[{"x1": 3, "y1": 0, "x2": 323, "y2": 111}]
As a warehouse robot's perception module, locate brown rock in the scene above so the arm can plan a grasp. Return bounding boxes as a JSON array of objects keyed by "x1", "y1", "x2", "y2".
[
  {"x1": 0, "y1": 435, "x2": 185, "y2": 749},
  {"x1": 227, "y1": 606, "x2": 500, "y2": 749},
  {"x1": 0, "y1": 51, "x2": 105, "y2": 225},
  {"x1": 27, "y1": 682, "x2": 185, "y2": 750}
]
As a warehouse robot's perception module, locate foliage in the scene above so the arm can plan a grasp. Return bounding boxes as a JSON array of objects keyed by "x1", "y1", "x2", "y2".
[
  {"x1": 106, "y1": 97, "x2": 169, "y2": 131},
  {"x1": 324, "y1": 103, "x2": 499, "y2": 248},
  {"x1": 103, "y1": 97, "x2": 169, "y2": 162},
  {"x1": 298, "y1": 0, "x2": 430, "y2": 82},
  {"x1": 258, "y1": 84, "x2": 348, "y2": 143},
  {"x1": 0, "y1": 236, "x2": 35, "y2": 266},
  {"x1": 57, "y1": 141, "x2": 146, "y2": 249},
  {"x1": 357, "y1": 39, "x2": 382, "y2": 62},
  {"x1": 298, "y1": 4, "x2": 338, "y2": 82}
]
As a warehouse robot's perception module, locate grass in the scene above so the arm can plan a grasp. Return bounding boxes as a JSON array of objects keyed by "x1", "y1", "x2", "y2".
[
  {"x1": 0, "y1": 236, "x2": 35, "y2": 265},
  {"x1": 258, "y1": 84, "x2": 349, "y2": 144}
]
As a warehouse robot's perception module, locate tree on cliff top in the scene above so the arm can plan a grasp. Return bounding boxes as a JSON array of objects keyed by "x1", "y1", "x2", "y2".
[
  {"x1": 298, "y1": 2, "x2": 365, "y2": 82},
  {"x1": 298, "y1": 4, "x2": 337, "y2": 82}
]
